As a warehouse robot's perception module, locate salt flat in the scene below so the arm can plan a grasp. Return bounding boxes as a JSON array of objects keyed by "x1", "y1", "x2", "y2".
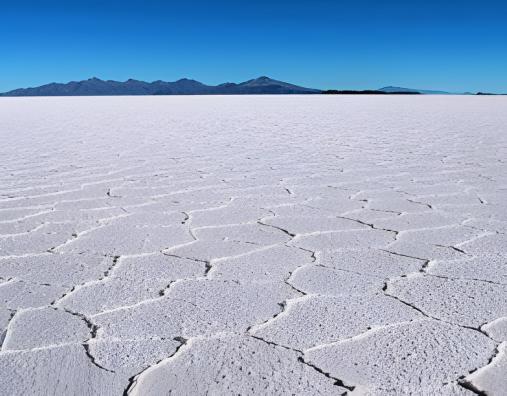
[{"x1": 0, "y1": 95, "x2": 506, "y2": 395}]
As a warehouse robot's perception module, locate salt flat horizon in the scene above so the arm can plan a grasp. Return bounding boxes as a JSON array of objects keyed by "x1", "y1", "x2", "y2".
[{"x1": 0, "y1": 95, "x2": 506, "y2": 395}]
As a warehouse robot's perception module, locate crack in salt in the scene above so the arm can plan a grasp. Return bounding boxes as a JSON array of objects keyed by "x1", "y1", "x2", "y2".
[
  {"x1": 123, "y1": 337, "x2": 189, "y2": 396},
  {"x1": 457, "y1": 343, "x2": 504, "y2": 396}
]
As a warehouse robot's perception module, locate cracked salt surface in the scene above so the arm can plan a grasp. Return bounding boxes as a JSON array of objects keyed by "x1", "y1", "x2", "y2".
[{"x1": 0, "y1": 95, "x2": 506, "y2": 395}]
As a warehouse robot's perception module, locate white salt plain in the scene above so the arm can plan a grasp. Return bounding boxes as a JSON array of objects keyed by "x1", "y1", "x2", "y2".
[{"x1": 0, "y1": 95, "x2": 506, "y2": 395}]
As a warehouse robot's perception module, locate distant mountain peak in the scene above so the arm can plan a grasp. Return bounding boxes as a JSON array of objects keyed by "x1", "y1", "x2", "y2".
[{"x1": 248, "y1": 76, "x2": 278, "y2": 83}]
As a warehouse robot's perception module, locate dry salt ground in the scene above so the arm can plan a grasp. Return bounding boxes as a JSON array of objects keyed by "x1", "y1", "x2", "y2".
[{"x1": 0, "y1": 95, "x2": 506, "y2": 395}]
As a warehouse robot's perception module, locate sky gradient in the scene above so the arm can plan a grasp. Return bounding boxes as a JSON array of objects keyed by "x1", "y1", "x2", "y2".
[{"x1": 1, "y1": 0, "x2": 507, "y2": 92}]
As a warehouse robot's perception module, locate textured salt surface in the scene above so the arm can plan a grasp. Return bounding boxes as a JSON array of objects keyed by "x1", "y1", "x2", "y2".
[{"x1": 0, "y1": 95, "x2": 506, "y2": 395}]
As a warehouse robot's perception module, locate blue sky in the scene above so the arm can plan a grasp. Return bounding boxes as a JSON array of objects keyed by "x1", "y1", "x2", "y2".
[{"x1": 1, "y1": 0, "x2": 506, "y2": 92}]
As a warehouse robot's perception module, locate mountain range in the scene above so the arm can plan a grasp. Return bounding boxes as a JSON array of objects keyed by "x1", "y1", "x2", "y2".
[
  {"x1": 1, "y1": 77, "x2": 492, "y2": 96},
  {"x1": 0, "y1": 76, "x2": 321, "y2": 96}
]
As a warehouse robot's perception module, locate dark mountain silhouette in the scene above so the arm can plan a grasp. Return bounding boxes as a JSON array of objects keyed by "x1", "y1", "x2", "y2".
[
  {"x1": 378, "y1": 86, "x2": 453, "y2": 95},
  {"x1": 1, "y1": 76, "x2": 320, "y2": 96},
  {"x1": 475, "y1": 92, "x2": 506, "y2": 95},
  {"x1": 322, "y1": 90, "x2": 420, "y2": 95}
]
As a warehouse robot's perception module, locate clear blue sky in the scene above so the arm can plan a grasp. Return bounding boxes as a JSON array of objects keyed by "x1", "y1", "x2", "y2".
[{"x1": 1, "y1": 0, "x2": 506, "y2": 92}]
